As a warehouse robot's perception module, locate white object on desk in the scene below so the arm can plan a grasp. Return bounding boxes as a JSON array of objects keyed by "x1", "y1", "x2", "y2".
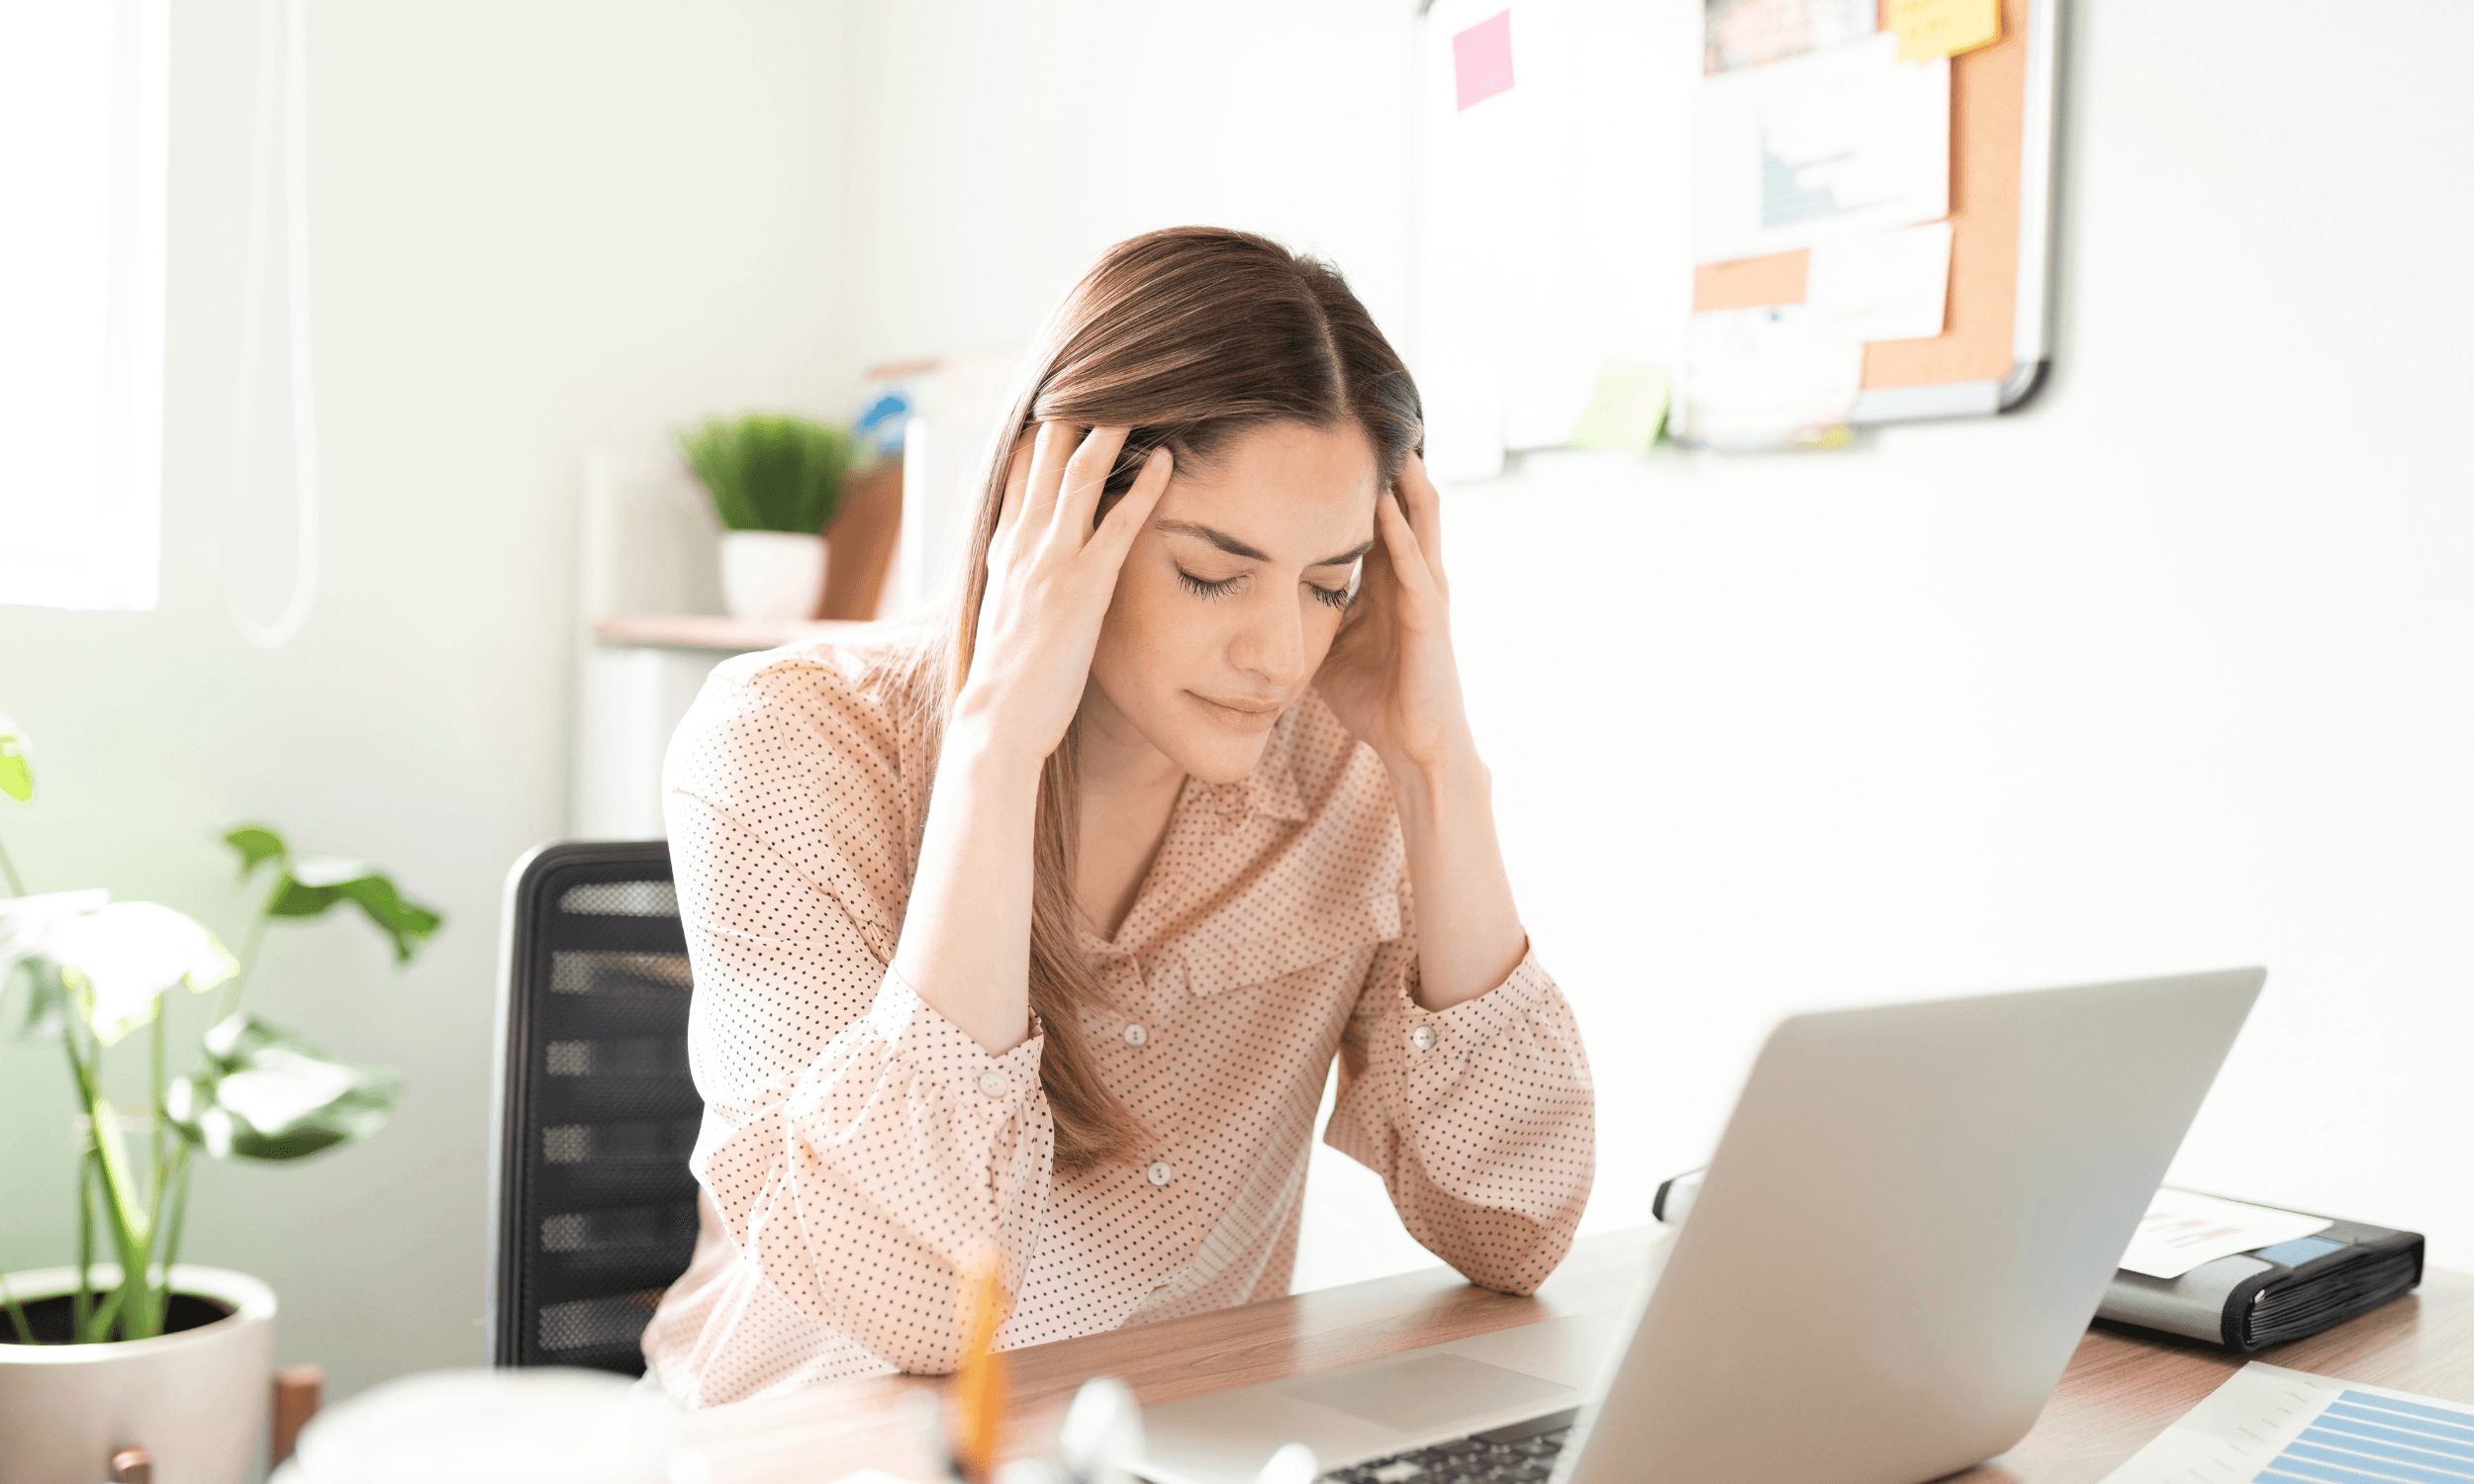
[
  {"x1": 274, "y1": 1367, "x2": 689, "y2": 1484},
  {"x1": 2097, "y1": 1360, "x2": 2474, "y2": 1483},
  {"x1": 1657, "y1": 1172, "x2": 2336, "y2": 1286},
  {"x1": 2119, "y1": 1188, "x2": 2334, "y2": 1281},
  {"x1": 1063, "y1": 1375, "x2": 1147, "y2": 1484}
]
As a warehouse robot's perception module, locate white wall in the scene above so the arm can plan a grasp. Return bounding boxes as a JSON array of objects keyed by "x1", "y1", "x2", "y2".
[
  {"x1": 0, "y1": 0, "x2": 851, "y2": 1399},
  {"x1": 836, "y1": 0, "x2": 2474, "y2": 1290}
]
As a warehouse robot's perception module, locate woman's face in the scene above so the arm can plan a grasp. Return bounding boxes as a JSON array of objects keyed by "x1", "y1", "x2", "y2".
[{"x1": 1086, "y1": 420, "x2": 1380, "y2": 785}]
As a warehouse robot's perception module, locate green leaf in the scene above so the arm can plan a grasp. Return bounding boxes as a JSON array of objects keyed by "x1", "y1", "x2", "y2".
[
  {"x1": 266, "y1": 856, "x2": 443, "y2": 963},
  {"x1": 12, "y1": 960, "x2": 64, "y2": 1041},
  {"x1": 167, "y1": 1012, "x2": 402, "y2": 1160},
  {"x1": 0, "y1": 710, "x2": 30, "y2": 802},
  {"x1": 224, "y1": 824, "x2": 289, "y2": 879}
]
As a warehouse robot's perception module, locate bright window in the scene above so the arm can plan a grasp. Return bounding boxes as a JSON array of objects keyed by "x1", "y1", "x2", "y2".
[{"x1": 0, "y1": 0, "x2": 169, "y2": 611}]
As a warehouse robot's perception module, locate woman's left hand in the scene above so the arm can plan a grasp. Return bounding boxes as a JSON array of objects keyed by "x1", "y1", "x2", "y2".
[{"x1": 1315, "y1": 453, "x2": 1477, "y2": 782}]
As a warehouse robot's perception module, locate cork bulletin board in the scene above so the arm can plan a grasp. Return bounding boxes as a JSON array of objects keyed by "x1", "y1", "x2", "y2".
[
  {"x1": 1693, "y1": 0, "x2": 2063, "y2": 422},
  {"x1": 1411, "y1": 0, "x2": 2064, "y2": 465}
]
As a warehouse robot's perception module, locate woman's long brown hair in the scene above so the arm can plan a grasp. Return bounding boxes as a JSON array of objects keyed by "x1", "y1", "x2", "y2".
[{"x1": 896, "y1": 228, "x2": 1423, "y2": 1168}]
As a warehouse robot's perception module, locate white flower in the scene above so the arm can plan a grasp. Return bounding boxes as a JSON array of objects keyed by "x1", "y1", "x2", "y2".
[
  {"x1": 217, "y1": 1052, "x2": 357, "y2": 1133},
  {"x1": 0, "y1": 887, "x2": 112, "y2": 972},
  {"x1": 50, "y1": 901, "x2": 240, "y2": 1046}
]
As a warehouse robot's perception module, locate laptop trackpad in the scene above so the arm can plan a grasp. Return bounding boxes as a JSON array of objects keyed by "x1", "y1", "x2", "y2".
[{"x1": 1275, "y1": 1353, "x2": 1574, "y2": 1433}]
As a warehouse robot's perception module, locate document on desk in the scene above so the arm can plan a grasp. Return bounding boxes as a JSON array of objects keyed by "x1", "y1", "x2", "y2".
[
  {"x1": 2099, "y1": 1361, "x2": 2474, "y2": 1483},
  {"x1": 2120, "y1": 1189, "x2": 2335, "y2": 1280}
]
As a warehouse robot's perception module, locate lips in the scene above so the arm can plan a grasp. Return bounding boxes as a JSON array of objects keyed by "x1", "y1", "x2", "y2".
[{"x1": 1187, "y1": 691, "x2": 1285, "y2": 732}]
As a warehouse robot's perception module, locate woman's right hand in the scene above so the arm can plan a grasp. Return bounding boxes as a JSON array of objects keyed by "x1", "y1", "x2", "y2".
[{"x1": 957, "y1": 422, "x2": 1172, "y2": 765}]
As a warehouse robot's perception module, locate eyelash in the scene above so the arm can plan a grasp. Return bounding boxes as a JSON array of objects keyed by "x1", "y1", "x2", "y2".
[{"x1": 1177, "y1": 570, "x2": 1353, "y2": 611}]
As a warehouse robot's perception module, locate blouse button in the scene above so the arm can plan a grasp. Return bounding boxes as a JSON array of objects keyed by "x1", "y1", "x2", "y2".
[
  {"x1": 978, "y1": 1071, "x2": 1009, "y2": 1097},
  {"x1": 1146, "y1": 1160, "x2": 1175, "y2": 1187},
  {"x1": 1408, "y1": 1025, "x2": 1438, "y2": 1052},
  {"x1": 1123, "y1": 1023, "x2": 1149, "y2": 1047}
]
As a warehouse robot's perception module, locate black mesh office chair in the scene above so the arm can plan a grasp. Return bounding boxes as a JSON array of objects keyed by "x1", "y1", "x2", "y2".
[{"x1": 488, "y1": 842, "x2": 705, "y2": 1374}]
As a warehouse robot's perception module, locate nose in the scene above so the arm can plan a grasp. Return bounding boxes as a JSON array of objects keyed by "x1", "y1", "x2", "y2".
[{"x1": 1229, "y1": 586, "x2": 1307, "y2": 689}]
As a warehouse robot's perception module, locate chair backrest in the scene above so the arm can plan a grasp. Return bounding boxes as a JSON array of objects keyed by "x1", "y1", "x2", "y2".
[{"x1": 488, "y1": 841, "x2": 704, "y2": 1374}]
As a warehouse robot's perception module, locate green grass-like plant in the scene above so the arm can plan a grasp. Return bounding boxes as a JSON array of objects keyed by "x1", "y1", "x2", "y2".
[{"x1": 680, "y1": 413, "x2": 855, "y2": 534}]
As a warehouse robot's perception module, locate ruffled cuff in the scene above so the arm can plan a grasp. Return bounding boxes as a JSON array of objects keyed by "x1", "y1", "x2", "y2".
[
  {"x1": 1374, "y1": 945, "x2": 1560, "y2": 1114},
  {"x1": 868, "y1": 966, "x2": 1047, "y2": 1118}
]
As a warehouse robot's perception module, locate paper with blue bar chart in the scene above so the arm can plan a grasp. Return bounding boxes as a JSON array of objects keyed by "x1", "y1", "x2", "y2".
[{"x1": 2102, "y1": 1362, "x2": 2474, "y2": 1484}]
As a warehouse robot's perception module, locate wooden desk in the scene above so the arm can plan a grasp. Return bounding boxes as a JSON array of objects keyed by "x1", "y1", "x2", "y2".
[{"x1": 681, "y1": 1231, "x2": 2474, "y2": 1484}]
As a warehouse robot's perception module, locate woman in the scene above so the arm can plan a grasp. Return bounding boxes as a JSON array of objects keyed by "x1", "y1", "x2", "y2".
[{"x1": 643, "y1": 228, "x2": 1594, "y2": 1407}]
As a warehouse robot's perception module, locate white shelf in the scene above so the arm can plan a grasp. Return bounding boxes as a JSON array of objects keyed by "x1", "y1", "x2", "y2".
[{"x1": 592, "y1": 613, "x2": 871, "y2": 653}]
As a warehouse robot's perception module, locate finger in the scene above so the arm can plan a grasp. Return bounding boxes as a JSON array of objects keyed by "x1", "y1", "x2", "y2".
[
  {"x1": 1018, "y1": 420, "x2": 1081, "y2": 533},
  {"x1": 1374, "y1": 490, "x2": 1441, "y2": 603},
  {"x1": 1056, "y1": 425, "x2": 1132, "y2": 543},
  {"x1": 992, "y1": 431, "x2": 1037, "y2": 543},
  {"x1": 1088, "y1": 446, "x2": 1172, "y2": 566},
  {"x1": 1395, "y1": 453, "x2": 1445, "y2": 591}
]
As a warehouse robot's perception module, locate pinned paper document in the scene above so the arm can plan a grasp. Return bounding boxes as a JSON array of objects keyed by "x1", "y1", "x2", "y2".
[
  {"x1": 1566, "y1": 363, "x2": 1671, "y2": 453},
  {"x1": 1677, "y1": 306, "x2": 1861, "y2": 451},
  {"x1": 2117, "y1": 1189, "x2": 2335, "y2": 1281},
  {"x1": 1703, "y1": 0, "x2": 1876, "y2": 75},
  {"x1": 1804, "y1": 221, "x2": 1951, "y2": 340},
  {"x1": 1884, "y1": 0, "x2": 2001, "y2": 62},
  {"x1": 1692, "y1": 32, "x2": 1951, "y2": 264},
  {"x1": 1452, "y1": 10, "x2": 1515, "y2": 111}
]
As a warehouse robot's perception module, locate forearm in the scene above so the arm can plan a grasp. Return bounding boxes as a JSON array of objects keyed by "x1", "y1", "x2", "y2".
[
  {"x1": 890, "y1": 712, "x2": 1043, "y2": 1054},
  {"x1": 1388, "y1": 740, "x2": 1527, "y2": 1010}
]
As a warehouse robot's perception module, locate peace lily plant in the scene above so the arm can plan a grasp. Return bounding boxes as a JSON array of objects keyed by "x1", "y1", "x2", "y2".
[{"x1": 0, "y1": 708, "x2": 442, "y2": 1347}]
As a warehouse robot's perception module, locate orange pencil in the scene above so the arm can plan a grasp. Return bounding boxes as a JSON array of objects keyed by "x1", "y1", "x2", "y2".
[{"x1": 950, "y1": 1252, "x2": 1008, "y2": 1483}]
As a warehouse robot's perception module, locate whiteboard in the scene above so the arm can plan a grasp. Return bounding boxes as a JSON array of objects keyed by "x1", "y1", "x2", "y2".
[{"x1": 1412, "y1": 0, "x2": 1700, "y2": 477}]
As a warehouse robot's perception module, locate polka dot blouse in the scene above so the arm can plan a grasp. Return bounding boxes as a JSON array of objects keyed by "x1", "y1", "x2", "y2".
[{"x1": 640, "y1": 630, "x2": 1595, "y2": 1409}]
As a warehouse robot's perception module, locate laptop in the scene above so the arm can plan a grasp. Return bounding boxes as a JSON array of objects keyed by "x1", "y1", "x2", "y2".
[{"x1": 1134, "y1": 967, "x2": 2264, "y2": 1484}]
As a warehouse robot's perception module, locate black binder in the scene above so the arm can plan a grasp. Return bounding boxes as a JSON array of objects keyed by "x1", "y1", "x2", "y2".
[
  {"x1": 1651, "y1": 1170, "x2": 2424, "y2": 1352},
  {"x1": 2095, "y1": 1213, "x2": 2425, "y2": 1352}
]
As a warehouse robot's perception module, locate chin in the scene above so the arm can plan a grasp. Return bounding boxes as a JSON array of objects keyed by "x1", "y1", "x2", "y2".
[{"x1": 1160, "y1": 726, "x2": 1274, "y2": 788}]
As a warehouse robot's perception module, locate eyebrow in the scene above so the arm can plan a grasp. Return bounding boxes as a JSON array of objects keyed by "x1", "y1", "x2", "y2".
[{"x1": 1154, "y1": 518, "x2": 1376, "y2": 569}]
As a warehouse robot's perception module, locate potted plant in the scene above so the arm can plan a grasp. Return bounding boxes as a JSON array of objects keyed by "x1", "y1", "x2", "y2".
[
  {"x1": 680, "y1": 412, "x2": 857, "y2": 622},
  {"x1": 0, "y1": 709, "x2": 443, "y2": 1484}
]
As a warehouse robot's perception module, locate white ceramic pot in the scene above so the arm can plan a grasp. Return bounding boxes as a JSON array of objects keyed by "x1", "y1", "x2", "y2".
[
  {"x1": 717, "y1": 530, "x2": 826, "y2": 621},
  {"x1": 0, "y1": 1264, "x2": 275, "y2": 1484}
]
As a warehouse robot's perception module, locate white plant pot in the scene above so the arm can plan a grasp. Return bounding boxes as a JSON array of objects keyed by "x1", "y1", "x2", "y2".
[
  {"x1": 717, "y1": 530, "x2": 826, "y2": 622},
  {"x1": 0, "y1": 1264, "x2": 275, "y2": 1484}
]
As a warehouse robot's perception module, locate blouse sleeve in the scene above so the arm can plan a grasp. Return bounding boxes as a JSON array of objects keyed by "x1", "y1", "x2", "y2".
[
  {"x1": 1321, "y1": 884, "x2": 1596, "y2": 1296},
  {"x1": 664, "y1": 657, "x2": 1053, "y2": 1374}
]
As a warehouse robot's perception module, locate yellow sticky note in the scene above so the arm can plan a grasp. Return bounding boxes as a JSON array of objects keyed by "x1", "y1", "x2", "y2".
[
  {"x1": 1885, "y1": 0, "x2": 2001, "y2": 61},
  {"x1": 1567, "y1": 362, "x2": 1671, "y2": 454}
]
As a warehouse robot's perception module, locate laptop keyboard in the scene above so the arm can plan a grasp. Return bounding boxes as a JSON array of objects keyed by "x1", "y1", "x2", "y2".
[{"x1": 1318, "y1": 1410, "x2": 1578, "y2": 1484}]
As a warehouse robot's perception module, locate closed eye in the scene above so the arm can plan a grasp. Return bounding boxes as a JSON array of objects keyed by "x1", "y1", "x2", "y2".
[
  {"x1": 1177, "y1": 569, "x2": 1241, "y2": 601},
  {"x1": 1179, "y1": 567, "x2": 1353, "y2": 612}
]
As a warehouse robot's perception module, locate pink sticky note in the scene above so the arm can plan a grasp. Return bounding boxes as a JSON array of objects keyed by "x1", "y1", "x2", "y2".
[{"x1": 1453, "y1": 10, "x2": 1514, "y2": 112}]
